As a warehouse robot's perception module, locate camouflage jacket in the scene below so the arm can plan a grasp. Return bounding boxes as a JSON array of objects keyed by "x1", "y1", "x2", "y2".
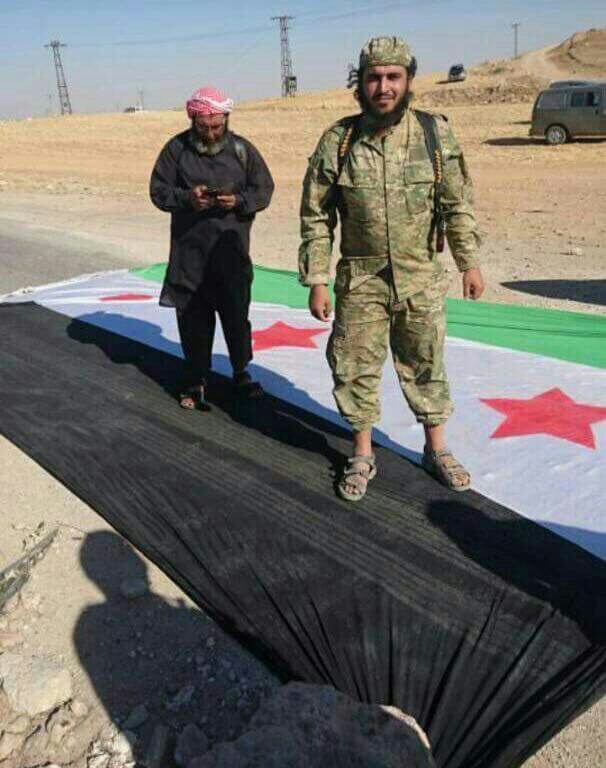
[{"x1": 298, "y1": 108, "x2": 481, "y2": 300}]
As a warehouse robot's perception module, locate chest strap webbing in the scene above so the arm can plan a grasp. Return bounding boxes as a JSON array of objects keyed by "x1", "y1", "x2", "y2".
[{"x1": 337, "y1": 111, "x2": 446, "y2": 253}]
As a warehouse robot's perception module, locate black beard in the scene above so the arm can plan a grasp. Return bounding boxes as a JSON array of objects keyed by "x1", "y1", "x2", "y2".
[{"x1": 357, "y1": 89, "x2": 412, "y2": 128}]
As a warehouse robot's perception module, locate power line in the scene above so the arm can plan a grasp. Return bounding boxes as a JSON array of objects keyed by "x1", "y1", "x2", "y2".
[
  {"x1": 44, "y1": 40, "x2": 72, "y2": 115},
  {"x1": 271, "y1": 15, "x2": 297, "y2": 97}
]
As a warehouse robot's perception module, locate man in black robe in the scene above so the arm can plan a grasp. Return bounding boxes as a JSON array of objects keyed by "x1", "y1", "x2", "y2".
[{"x1": 150, "y1": 86, "x2": 274, "y2": 408}]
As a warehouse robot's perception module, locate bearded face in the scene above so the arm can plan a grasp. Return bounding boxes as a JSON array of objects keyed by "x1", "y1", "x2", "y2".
[
  {"x1": 193, "y1": 113, "x2": 228, "y2": 144},
  {"x1": 357, "y1": 64, "x2": 413, "y2": 124}
]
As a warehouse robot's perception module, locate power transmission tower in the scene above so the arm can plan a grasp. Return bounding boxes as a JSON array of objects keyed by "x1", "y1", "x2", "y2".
[
  {"x1": 271, "y1": 15, "x2": 297, "y2": 97},
  {"x1": 511, "y1": 22, "x2": 521, "y2": 58},
  {"x1": 137, "y1": 88, "x2": 145, "y2": 111},
  {"x1": 44, "y1": 40, "x2": 72, "y2": 115}
]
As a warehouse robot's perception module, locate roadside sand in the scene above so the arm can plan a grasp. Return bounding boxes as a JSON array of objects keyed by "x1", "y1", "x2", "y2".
[{"x1": 1, "y1": 94, "x2": 605, "y2": 314}]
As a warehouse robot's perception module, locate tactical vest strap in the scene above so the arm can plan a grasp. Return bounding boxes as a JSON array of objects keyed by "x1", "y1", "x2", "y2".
[
  {"x1": 414, "y1": 110, "x2": 446, "y2": 253},
  {"x1": 336, "y1": 111, "x2": 446, "y2": 253}
]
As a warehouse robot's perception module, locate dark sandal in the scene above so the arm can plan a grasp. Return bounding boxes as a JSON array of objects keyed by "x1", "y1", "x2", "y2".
[
  {"x1": 233, "y1": 373, "x2": 264, "y2": 400},
  {"x1": 422, "y1": 448, "x2": 470, "y2": 492},
  {"x1": 337, "y1": 454, "x2": 377, "y2": 502},
  {"x1": 179, "y1": 385, "x2": 211, "y2": 412}
]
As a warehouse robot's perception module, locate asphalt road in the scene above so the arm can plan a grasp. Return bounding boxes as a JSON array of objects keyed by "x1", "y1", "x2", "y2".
[{"x1": 0, "y1": 216, "x2": 133, "y2": 295}]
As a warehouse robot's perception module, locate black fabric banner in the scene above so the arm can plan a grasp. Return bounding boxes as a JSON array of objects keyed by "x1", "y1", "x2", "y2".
[{"x1": 1, "y1": 303, "x2": 605, "y2": 768}]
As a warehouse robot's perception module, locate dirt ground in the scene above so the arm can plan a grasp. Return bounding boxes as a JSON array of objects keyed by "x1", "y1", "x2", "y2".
[
  {"x1": 0, "y1": 28, "x2": 605, "y2": 768},
  {"x1": 1, "y1": 96, "x2": 605, "y2": 314}
]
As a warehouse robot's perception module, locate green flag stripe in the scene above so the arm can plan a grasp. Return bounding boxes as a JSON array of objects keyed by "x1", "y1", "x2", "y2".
[{"x1": 131, "y1": 263, "x2": 606, "y2": 370}]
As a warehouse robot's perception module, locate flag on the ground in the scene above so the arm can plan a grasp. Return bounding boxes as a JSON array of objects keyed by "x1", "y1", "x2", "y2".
[
  {"x1": 5, "y1": 263, "x2": 606, "y2": 562},
  {"x1": 2, "y1": 265, "x2": 606, "y2": 768}
]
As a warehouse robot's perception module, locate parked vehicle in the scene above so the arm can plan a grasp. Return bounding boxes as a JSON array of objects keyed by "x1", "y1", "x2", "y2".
[
  {"x1": 530, "y1": 82, "x2": 606, "y2": 144},
  {"x1": 548, "y1": 80, "x2": 591, "y2": 89},
  {"x1": 447, "y1": 64, "x2": 466, "y2": 82}
]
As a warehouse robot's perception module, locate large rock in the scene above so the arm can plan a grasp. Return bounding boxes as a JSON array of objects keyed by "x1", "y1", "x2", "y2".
[
  {"x1": 175, "y1": 724, "x2": 209, "y2": 766},
  {"x1": 188, "y1": 683, "x2": 435, "y2": 768},
  {"x1": 0, "y1": 652, "x2": 72, "y2": 717}
]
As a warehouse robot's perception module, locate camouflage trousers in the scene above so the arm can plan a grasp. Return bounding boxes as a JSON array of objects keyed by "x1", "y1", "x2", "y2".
[{"x1": 326, "y1": 260, "x2": 453, "y2": 433}]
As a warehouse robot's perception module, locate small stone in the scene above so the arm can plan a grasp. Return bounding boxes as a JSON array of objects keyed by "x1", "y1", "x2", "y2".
[
  {"x1": 111, "y1": 730, "x2": 137, "y2": 761},
  {"x1": 70, "y1": 698, "x2": 89, "y2": 718},
  {"x1": 0, "y1": 652, "x2": 72, "y2": 717},
  {"x1": 7, "y1": 714, "x2": 30, "y2": 734},
  {"x1": 206, "y1": 637, "x2": 215, "y2": 649},
  {"x1": 144, "y1": 724, "x2": 170, "y2": 768},
  {"x1": 167, "y1": 684, "x2": 195, "y2": 711},
  {"x1": 46, "y1": 708, "x2": 76, "y2": 745},
  {"x1": 88, "y1": 754, "x2": 110, "y2": 768},
  {"x1": 122, "y1": 703, "x2": 148, "y2": 730},
  {"x1": 0, "y1": 730, "x2": 23, "y2": 760},
  {"x1": 228, "y1": 670, "x2": 237, "y2": 682},
  {"x1": 119, "y1": 577, "x2": 149, "y2": 599},
  {"x1": 174, "y1": 723, "x2": 209, "y2": 766}
]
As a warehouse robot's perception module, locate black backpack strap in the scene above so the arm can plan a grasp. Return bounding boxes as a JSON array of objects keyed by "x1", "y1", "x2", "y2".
[
  {"x1": 414, "y1": 110, "x2": 446, "y2": 253},
  {"x1": 232, "y1": 136, "x2": 249, "y2": 175}
]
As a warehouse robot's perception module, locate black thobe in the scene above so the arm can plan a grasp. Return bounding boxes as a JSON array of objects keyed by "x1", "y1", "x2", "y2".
[{"x1": 149, "y1": 129, "x2": 274, "y2": 385}]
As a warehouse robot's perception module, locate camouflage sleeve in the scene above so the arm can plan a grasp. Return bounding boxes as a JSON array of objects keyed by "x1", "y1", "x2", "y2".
[
  {"x1": 298, "y1": 127, "x2": 341, "y2": 286},
  {"x1": 437, "y1": 119, "x2": 482, "y2": 272}
]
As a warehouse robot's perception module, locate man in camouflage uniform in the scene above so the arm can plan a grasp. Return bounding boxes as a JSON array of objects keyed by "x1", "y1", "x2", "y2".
[{"x1": 299, "y1": 36, "x2": 485, "y2": 500}]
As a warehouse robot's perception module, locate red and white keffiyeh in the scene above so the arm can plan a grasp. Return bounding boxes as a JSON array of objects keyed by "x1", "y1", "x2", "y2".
[{"x1": 186, "y1": 86, "x2": 234, "y2": 118}]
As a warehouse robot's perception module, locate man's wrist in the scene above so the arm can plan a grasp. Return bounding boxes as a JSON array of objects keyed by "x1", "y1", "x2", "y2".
[
  {"x1": 457, "y1": 258, "x2": 481, "y2": 273},
  {"x1": 304, "y1": 275, "x2": 331, "y2": 287}
]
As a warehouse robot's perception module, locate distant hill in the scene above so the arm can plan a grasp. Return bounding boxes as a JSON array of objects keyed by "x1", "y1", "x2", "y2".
[
  {"x1": 417, "y1": 27, "x2": 606, "y2": 107},
  {"x1": 548, "y1": 28, "x2": 606, "y2": 72},
  {"x1": 235, "y1": 28, "x2": 606, "y2": 113}
]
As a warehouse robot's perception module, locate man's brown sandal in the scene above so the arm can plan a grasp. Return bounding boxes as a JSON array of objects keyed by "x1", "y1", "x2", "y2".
[
  {"x1": 337, "y1": 454, "x2": 377, "y2": 502},
  {"x1": 422, "y1": 448, "x2": 470, "y2": 492},
  {"x1": 179, "y1": 385, "x2": 211, "y2": 412}
]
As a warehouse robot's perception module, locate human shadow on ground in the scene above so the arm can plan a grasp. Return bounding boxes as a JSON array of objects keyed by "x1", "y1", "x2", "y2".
[
  {"x1": 502, "y1": 279, "x2": 606, "y2": 306},
  {"x1": 74, "y1": 530, "x2": 279, "y2": 765},
  {"x1": 66, "y1": 311, "x2": 420, "y2": 474}
]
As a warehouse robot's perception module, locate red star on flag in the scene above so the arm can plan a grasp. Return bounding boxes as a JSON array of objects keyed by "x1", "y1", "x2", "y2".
[
  {"x1": 480, "y1": 388, "x2": 606, "y2": 449},
  {"x1": 251, "y1": 321, "x2": 328, "y2": 352},
  {"x1": 99, "y1": 293, "x2": 154, "y2": 302}
]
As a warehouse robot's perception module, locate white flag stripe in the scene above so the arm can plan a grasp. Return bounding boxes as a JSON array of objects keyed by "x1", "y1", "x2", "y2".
[{"x1": 4, "y1": 272, "x2": 606, "y2": 561}]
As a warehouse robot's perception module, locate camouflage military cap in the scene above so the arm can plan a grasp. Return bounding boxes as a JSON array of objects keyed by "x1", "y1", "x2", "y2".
[{"x1": 358, "y1": 36, "x2": 413, "y2": 70}]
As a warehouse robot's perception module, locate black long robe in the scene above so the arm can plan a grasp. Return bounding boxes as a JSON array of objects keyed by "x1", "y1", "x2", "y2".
[{"x1": 150, "y1": 129, "x2": 274, "y2": 308}]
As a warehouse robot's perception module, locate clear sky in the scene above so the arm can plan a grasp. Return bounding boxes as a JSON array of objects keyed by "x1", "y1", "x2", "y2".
[{"x1": 0, "y1": 0, "x2": 603, "y2": 119}]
